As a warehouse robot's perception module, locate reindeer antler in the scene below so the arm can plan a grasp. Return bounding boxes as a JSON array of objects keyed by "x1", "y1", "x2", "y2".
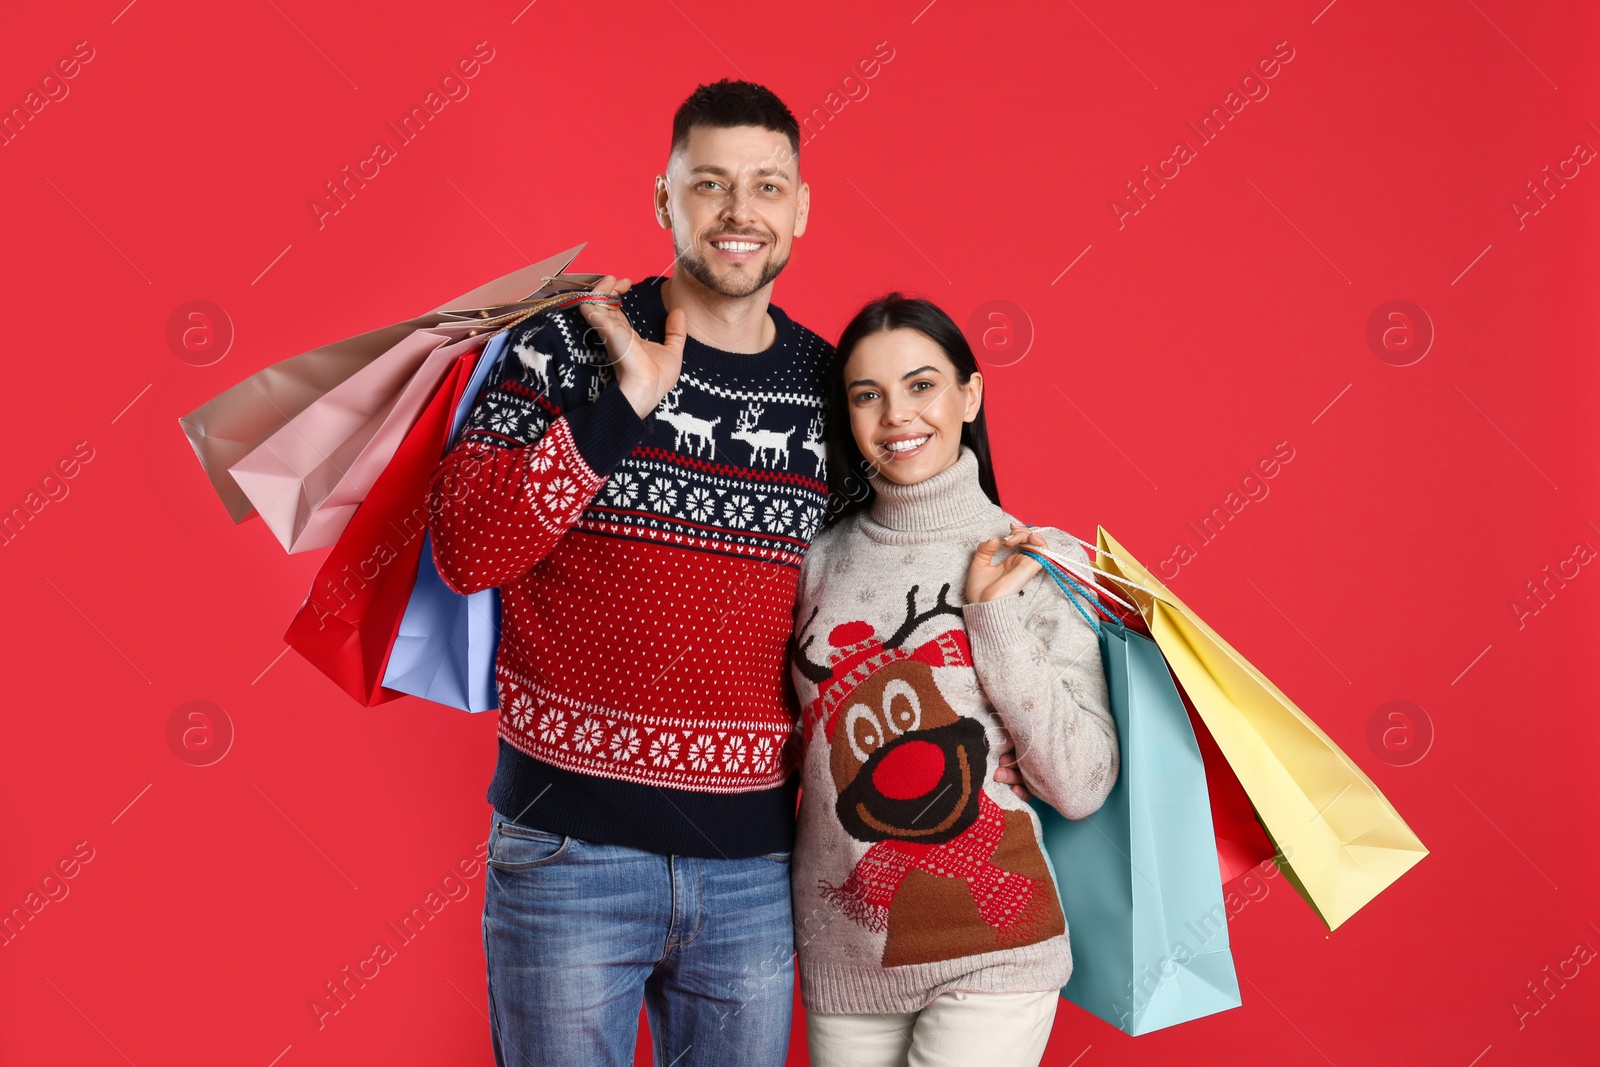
[
  {"x1": 882, "y1": 583, "x2": 962, "y2": 650},
  {"x1": 787, "y1": 604, "x2": 834, "y2": 683}
]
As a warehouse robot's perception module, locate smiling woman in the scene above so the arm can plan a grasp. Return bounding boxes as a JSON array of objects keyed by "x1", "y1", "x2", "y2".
[
  {"x1": 790, "y1": 293, "x2": 1118, "y2": 1067},
  {"x1": 821, "y1": 294, "x2": 999, "y2": 525}
]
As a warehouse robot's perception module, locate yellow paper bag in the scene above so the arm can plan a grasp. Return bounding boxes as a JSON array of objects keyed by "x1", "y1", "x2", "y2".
[{"x1": 1095, "y1": 527, "x2": 1427, "y2": 930}]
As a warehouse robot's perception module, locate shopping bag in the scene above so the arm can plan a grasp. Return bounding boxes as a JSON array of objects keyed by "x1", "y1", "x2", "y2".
[
  {"x1": 280, "y1": 345, "x2": 484, "y2": 705},
  {"x1": 1024, "y1": 554, "x2": 1241, "y2": 1036},
  {"x1": 179, "y1": 243, "x2": 590, "y2": 523},
  {"x1": 377, "y1": 330, "x2": 511, "y2": 712},
  {"x1": 1093, "y1": 527, "x2": 1428, "y2": 930},
  {"x1": 228, "y1": 322, "x2": 481, "y2": 553},
  {"x1": 1024, "y1": 542, "x2": 1276, "y2": 887},
  {"x1": 1177, "y1": 679, "x2": 1277, "y2": 885}
]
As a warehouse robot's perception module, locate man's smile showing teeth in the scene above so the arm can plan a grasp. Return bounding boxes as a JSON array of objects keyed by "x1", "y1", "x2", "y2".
[{"x1": 711, "y1": 240, "x2": 763, "y2": 251}]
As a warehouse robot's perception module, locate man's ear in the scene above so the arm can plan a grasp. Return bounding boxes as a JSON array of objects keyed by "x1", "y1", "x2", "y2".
[
  {"x1": 793, "y1": 181, "x2": 810, "y2": 238},
  {"x1": 654, "y1": 174, "x2": 671, "y2": 229},
  {"x1": 963, "y1": 371, "x2": 984, "y2": 422}
]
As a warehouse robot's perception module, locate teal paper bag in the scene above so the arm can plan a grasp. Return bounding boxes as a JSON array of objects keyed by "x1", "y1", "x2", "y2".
[{"x1": 1029, "y1": 560, "x2": 1242, "y2": 1035}]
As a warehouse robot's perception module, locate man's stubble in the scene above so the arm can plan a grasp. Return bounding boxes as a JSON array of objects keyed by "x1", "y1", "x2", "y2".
[{"x1": 672, "y1": 231, "x2": 790, "y2": 299}]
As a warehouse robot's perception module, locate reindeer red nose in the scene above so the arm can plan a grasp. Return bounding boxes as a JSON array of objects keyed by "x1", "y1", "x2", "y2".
[{"x1": 871, "y1": 740, "x2": 946, "y2": 800}]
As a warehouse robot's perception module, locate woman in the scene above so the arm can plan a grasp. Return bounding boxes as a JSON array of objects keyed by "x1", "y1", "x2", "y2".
[{"x1": 789, "y1": 294, "x2": 1120, "y2": 1066}]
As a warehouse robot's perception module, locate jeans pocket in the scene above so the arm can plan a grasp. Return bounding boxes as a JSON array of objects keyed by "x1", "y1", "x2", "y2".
[
  {"x1": 761, "y1": 851, "x2": 792, "y2": 862},
  {"x1": 487, "y1": 819, "x2": 571, "y2": 871}
]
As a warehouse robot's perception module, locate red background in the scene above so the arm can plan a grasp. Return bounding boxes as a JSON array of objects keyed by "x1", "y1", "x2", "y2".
[{"x1": 2, "y1": 1, "x2": 1596, "y2": 1064}]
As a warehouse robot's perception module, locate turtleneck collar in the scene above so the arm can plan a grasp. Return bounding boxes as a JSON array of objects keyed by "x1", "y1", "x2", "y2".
[{"x1": 860, "y1": 445, "x2": 1001, "y2": 542}]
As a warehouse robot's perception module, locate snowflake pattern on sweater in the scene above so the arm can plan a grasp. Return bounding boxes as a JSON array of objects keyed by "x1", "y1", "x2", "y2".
[{"x1": 428, "y1": 277, "x2": 833, "y2": 793}]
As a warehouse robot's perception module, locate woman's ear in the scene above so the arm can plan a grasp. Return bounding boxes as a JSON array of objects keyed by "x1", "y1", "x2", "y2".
[{"x1": 963, "y1": 371, "x2": 984, "y2": 423}]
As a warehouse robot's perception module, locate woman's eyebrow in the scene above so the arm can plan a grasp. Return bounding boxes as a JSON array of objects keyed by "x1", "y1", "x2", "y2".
[{"x1": 847, "y1": 365, "x2": 942, "y2": 389}]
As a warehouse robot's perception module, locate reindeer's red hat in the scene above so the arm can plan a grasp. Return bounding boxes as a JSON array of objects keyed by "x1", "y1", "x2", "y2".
[{"x1": 801, "y1": 612, "x2": 972, "y2": 744}]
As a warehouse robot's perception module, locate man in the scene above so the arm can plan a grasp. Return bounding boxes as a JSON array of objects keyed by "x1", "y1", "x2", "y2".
[{"x1": 428, "y1": 80, "x2": 831, "y2": 1066}]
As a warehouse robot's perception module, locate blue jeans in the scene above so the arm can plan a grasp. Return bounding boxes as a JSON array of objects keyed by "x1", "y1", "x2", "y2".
[{"x1": 481, "y1": 810, "x2": 795, "y2": 1067}]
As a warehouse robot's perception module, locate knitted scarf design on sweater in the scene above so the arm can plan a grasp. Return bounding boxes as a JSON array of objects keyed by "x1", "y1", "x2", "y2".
[{"x1": 818, "y1": 790, "x2": 1051, "y2": 947}]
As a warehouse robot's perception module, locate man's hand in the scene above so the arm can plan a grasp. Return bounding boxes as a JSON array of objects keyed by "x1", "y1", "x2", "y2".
[
  {"x1": 967, "y1": 522, "x2": 1047, "y2": 604},
  {"x1": 576, "y1": 275, "x2": 687, "y2": 419}
]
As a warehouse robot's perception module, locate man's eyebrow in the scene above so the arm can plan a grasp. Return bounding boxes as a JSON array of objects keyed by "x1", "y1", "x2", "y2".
[{"x1": 688, "y1": 164, "x2": 793, "y2": 182}]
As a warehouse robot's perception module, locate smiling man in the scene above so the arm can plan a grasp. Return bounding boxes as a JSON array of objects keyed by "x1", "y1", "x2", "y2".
[{"x1": 426, "y1": 81, "x2": 835, "y2": 1066}]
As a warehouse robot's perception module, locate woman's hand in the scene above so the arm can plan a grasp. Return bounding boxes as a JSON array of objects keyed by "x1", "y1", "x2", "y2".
[
  {"x1": 967, "y1": 522, "x2": 1047, "y2": 603},
  {"x1": 575, "y1": 274, "x2": 686, "y2": 419},
  {"x1": 993, "y1": 720, "x2": 1035, "y2": 802}
]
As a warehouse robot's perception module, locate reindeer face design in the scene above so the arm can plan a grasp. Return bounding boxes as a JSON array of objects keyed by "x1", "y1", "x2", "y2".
[
  {"x1": 831, "y1": 658, "x2": 989, "y2": 844},
  {"x1": 793, "y1": 583, "x2": 990, "y2": 846},
  {"x1": 795, "y1": 585, "x2": 1068, "y2": 964}
]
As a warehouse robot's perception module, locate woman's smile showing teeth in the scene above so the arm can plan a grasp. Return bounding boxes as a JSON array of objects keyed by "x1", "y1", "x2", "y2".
[{"x1": 879, "y1": 433, "x2": 931, "y2": 460}]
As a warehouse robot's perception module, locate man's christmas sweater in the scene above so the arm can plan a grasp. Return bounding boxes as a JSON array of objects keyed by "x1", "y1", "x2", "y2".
[
  {"x1": 788, "y1": 447, "x2": 1120, "y2": 1013},
  {"x1": 427, "y1": 277, "x2": 833, "y2": 858}
]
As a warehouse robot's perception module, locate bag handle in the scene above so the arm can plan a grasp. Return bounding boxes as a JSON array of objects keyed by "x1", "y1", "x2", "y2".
[
  {"x1": 1015, "y1": 542, "x2": 1141, "y2": 616},
  {"x1": 1023, "y1": 539, "x2": 1174, "y2": 611},
  {"x1": 457, "y1": 285, "x2": 622, "y2": 342},
  {"x1": 1020, "y1": 548, "x2": 1109, "y2": 636}
]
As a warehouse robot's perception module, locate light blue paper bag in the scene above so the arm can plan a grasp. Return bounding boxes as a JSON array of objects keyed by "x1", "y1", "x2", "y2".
[
  {"x1": 380, "y1": 331, "x2": 508, "y2": 711},
  {"x1": 1027, "y1": 556, "x2": 1241, "y2": 1035}
]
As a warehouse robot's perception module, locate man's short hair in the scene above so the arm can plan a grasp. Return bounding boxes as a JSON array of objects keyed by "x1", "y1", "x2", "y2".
[{"x1": 670, "y1": 79, "x2": 801, "y2": 165}]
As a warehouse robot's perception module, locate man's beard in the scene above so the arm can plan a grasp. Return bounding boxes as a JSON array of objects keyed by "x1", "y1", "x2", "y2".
[{"x1": 674, "y1": 232, "x2": 789, "y2": 298}]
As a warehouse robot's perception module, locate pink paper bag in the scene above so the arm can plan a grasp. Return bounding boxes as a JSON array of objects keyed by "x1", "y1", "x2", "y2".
[
  {"x1": 179, "y1": 243, "x2": 590, "y2": 523},
  {"x1": 228, "y1": 324, "x2": 487, "y2": 553}
]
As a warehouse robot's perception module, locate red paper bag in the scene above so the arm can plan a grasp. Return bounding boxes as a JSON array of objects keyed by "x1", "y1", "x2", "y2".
[
  {"x1": 1173, "y1": 671, "x2": 1277, "y2": 884},
  {"x1": 283, "y1": 347, "x2": 482, "y2": 705}
]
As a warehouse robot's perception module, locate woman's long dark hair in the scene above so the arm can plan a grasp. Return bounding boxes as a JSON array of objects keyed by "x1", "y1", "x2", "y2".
[{"x1": 821, "y1": 293, "x2": 1001, "y2": 528}]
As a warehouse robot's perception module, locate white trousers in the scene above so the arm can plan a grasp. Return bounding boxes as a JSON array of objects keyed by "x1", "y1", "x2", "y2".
[{"x1": 806, "y1": 988, "x2": 1060, "y2": 1067}]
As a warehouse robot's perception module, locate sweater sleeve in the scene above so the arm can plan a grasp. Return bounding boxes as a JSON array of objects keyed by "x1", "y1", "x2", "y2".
[
  {"x1": 961, "y1": 528, "x2": 1119, "y2": 819},
  {"x1": 426, "y1": 314, "x2": 652, "y2": 595}
]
